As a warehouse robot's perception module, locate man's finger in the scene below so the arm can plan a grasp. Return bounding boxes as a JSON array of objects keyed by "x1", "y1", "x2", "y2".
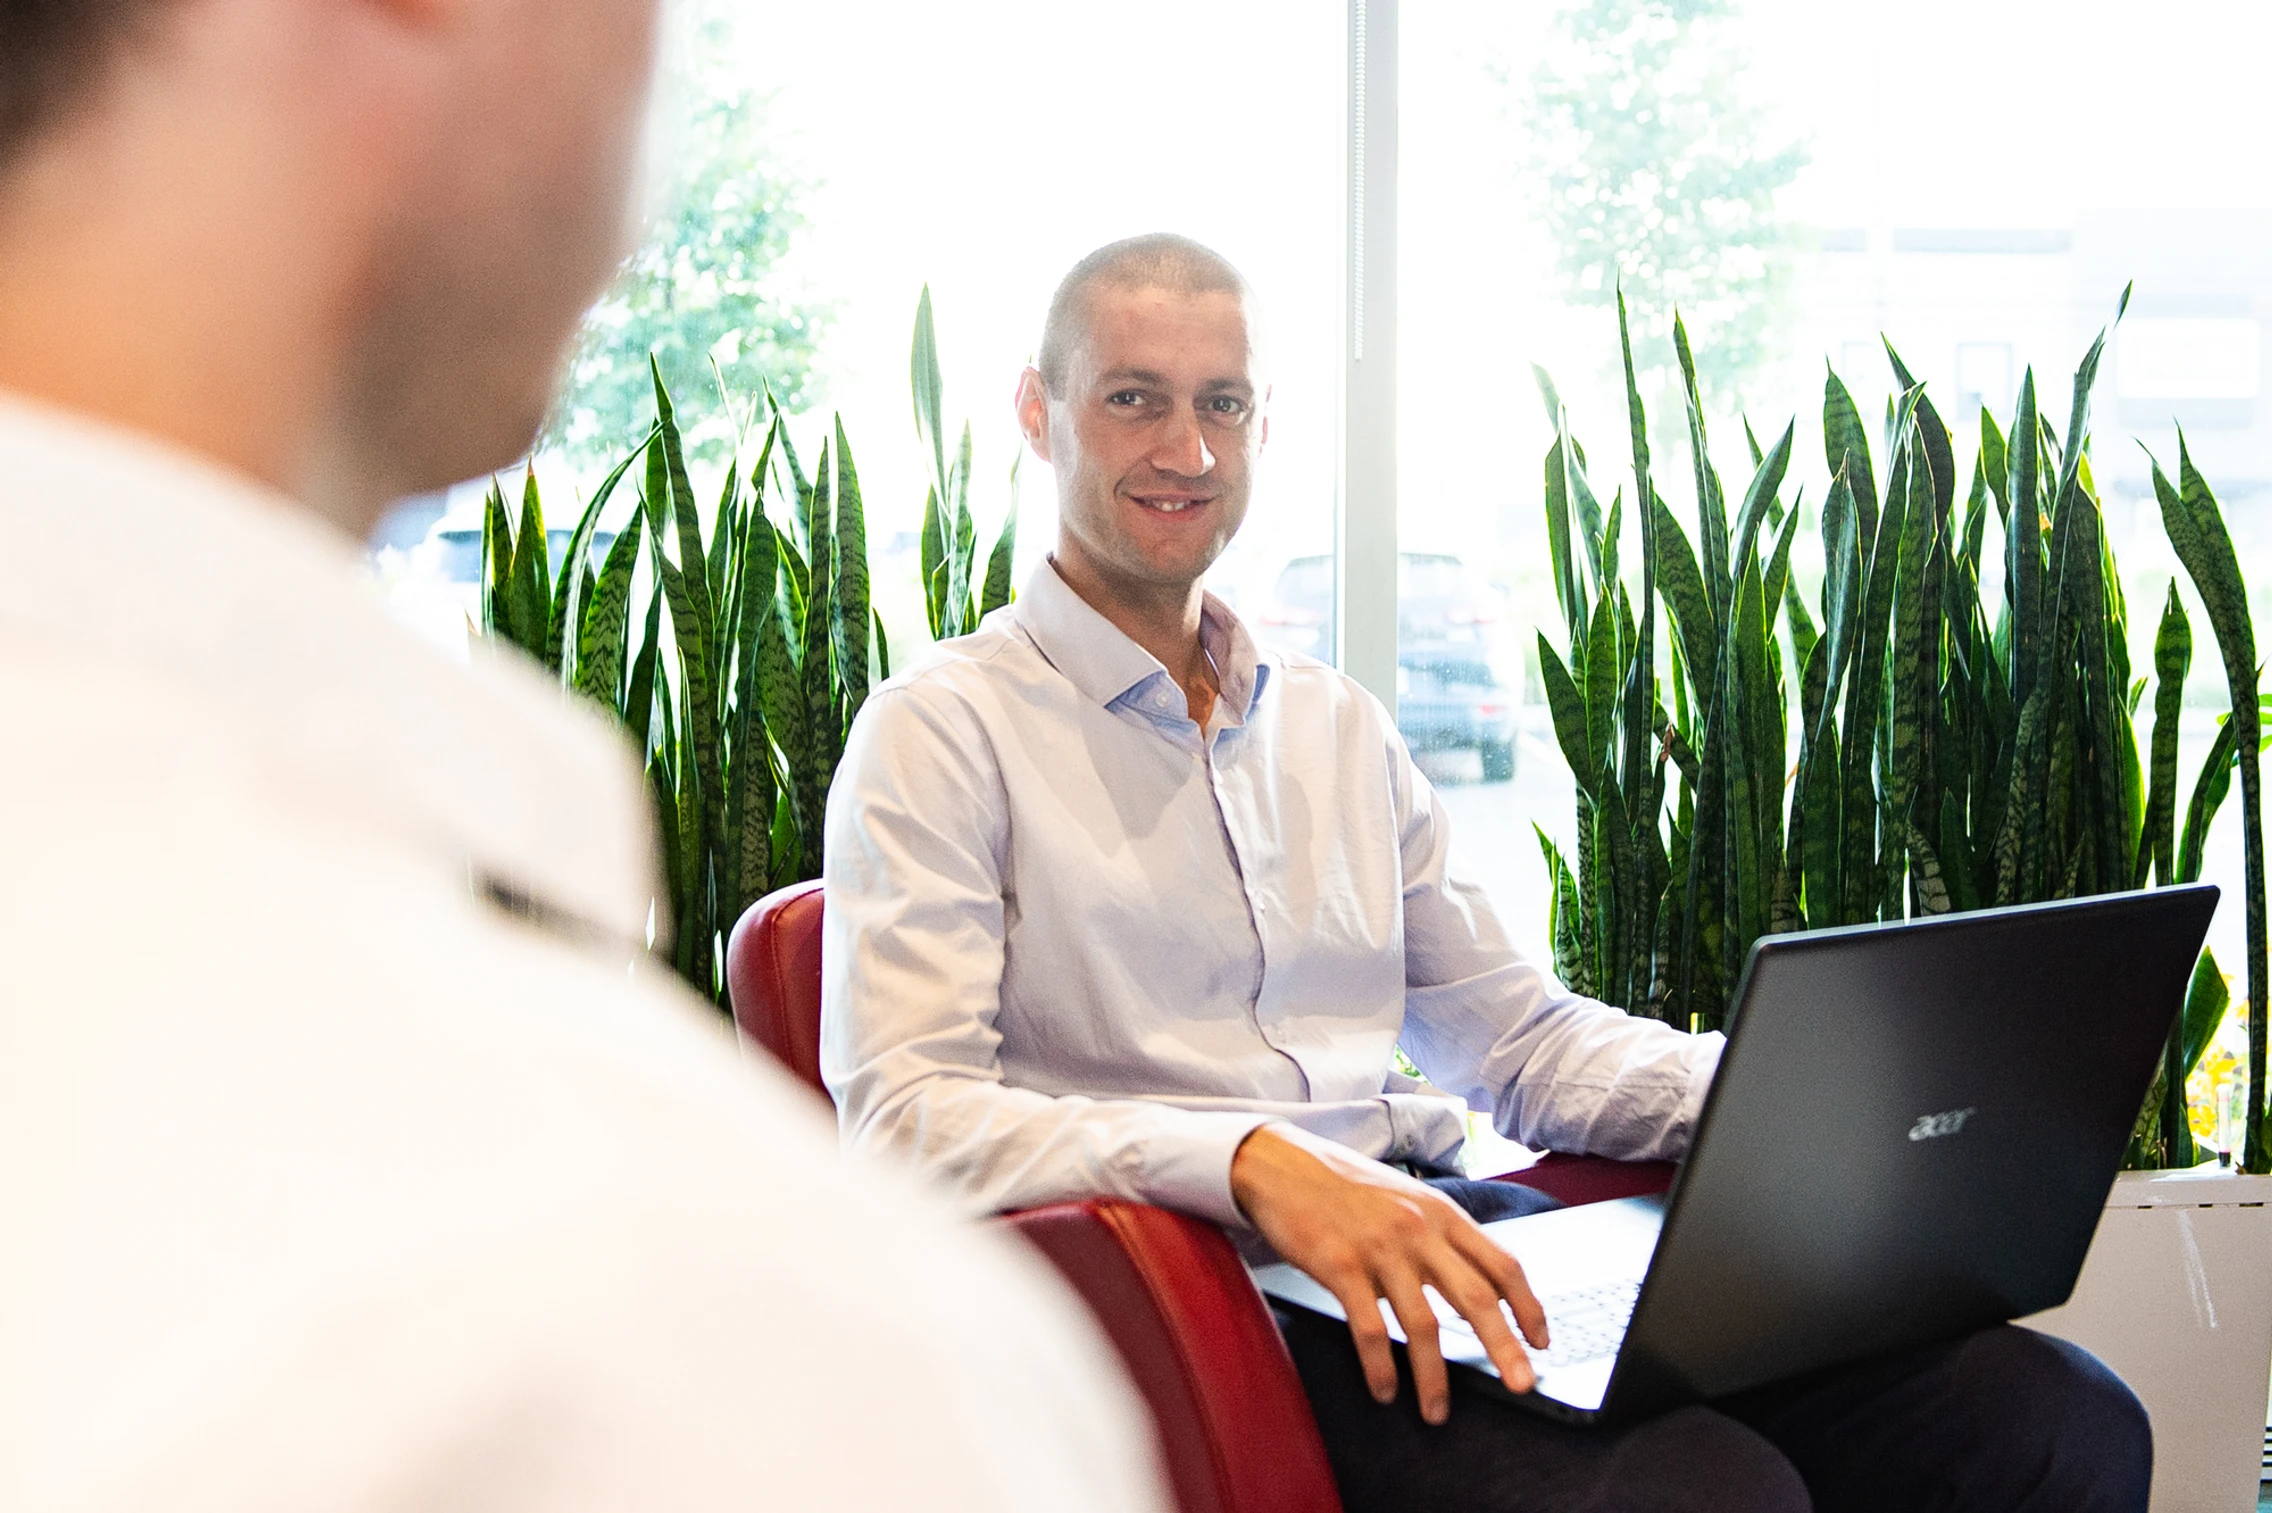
[
  {"x1": 1319, "y1": 1270, "x2": 1402, "y2": 1407},
  {"x1": 1379, "y1": 1267, "x2": 1451, "y2": 1425},
  {"x1": 1426, "y1": 1252, "x2": 1537, "y2": 1394},
  {"x1": 1447, "y1": 1221, "x2": 1551, "y2": 1349}
]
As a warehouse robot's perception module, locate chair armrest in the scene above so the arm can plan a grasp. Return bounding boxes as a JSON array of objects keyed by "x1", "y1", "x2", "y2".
[
  {"x1": 997, "y1": 1200, "x2": 1342, "y2": 1513},
  {"x1": 1492, "y1": 1153, "x2": 1676, "y2": 1207}
]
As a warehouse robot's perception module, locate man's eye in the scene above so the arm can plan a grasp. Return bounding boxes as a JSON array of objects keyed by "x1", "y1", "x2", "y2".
[
  {"x1": 1107, "y1": 390, "x2": 1146, "y2": 408},
  {"x1": 1207, "y1": 396, "x2": 1250, "y2": 418}
]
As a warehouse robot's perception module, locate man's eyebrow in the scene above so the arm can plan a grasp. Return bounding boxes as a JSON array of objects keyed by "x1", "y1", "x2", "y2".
[{"x1": 1095, "y1": 367, "x2": 1170, "y2": 387}]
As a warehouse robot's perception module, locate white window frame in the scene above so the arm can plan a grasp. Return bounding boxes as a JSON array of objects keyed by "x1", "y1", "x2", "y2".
[{"x1": 1339, "y1": 0, "x2": 1399, "y2": 707}]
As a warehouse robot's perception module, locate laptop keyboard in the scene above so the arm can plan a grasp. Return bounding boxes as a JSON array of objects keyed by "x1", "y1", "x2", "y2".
[{"x1": 1435, "y1": 1277, "x2": 1641, "y2": 1372}]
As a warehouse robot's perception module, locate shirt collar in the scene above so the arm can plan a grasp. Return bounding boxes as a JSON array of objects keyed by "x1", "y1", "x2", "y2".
[{"x1": 1012, "y1": 557, "x2": 1271, "y2": 722}]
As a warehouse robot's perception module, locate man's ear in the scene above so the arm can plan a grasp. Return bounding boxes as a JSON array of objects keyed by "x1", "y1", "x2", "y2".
[
  {"x1": 1014, "y1": 366, "x2": 1054, "y2": 464},
  {"x1": 1259, "y1": 383, "x2": 1272, "y2": 451}
]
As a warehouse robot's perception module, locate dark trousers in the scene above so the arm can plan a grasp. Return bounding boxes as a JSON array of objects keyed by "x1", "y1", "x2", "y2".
[{"x1": 1274, "y1": 1178, "x2": 2151, "y2": 1513}]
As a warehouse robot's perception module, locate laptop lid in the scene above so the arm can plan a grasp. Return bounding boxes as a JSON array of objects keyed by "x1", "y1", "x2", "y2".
[{"x1": 1601, "y1": 885, "x2": 2218, "y2": 1419}]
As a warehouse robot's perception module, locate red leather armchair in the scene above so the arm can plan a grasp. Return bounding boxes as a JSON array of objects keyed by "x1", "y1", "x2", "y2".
[{"x1": 725, "y1": 880, "x2": 1672, "y2": 1513}]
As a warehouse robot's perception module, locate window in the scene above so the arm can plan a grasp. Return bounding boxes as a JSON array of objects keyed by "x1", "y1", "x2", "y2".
[
  {"x1": 1393, "y1": 0, "x2": 2272, "y2": 977},
  {"x1": 376, "y1": 0, "x2": 1346, "y2": 670}
]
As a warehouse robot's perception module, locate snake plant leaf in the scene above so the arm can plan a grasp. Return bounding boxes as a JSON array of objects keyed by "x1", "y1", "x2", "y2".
[
  {"x1": 831, "y1": 417, "x2": 871, "y2": 726},
  {"x1": 2182, "y1": 949, "x2": 2230, "y2": 1081},
  {"x1": 547, "y1": 487, "x2": 605, "y2": 678},
  {"x1": 1729, "y1": 421, "x2": 1795, "y2": 580},
  {"x1": 755, "y1": 546, "x2": 811, "y2": 851},
  {"x1": 1670, "y1": 314, "x2": 1728, "y2": 621},
  {"x1": 1979, "y1": 409, "x2": 2011, "y2": 526},
  {"x1": 1822, "y1": 365, "x2": 1879, "y2": 549},
  {"x1": 981, "y1": 486, "x2": 1019, "y2": 618},
  {"x1": 1905, "y1": 821, "x2": 1954, "y2": 916},
  {"x1": 799, "y1": 437, "x2": 840, "y2": 833},
  {"x1": 947, "y1": 422, "x2": 977, "y2": 635},
  {"x1": 1538, "y1": 635, "x2": 1598, "y2": 802},
  {"x1": 872, "y1": 610, "x2": 892, "y2": 682},
  {"x1": 2163, "y1": 440, "x2": 2267, "y2": 1170},
  {"x1": 2154, "y1": 441, "x2": 2259, "y2": 728},
  {"x1": 1563, "y1": 422, "x2": 1607, "y2": 587},
  {"x1": 767, "y1": 781, "x2": 802, "y2": 892},
  {"x1": 2138, "y1": 585, "x2": 2192, "y2": 889},
  {"x1": 480, "y1": 479, "x2": 512, "y2": 642},
  {"x1": 577, "y1": 505, "x2": 644, "y2": 709},
  {"x1": 2006, "y1": 371, "x2": 2045, "y2": 705},
  {"x1": 625, "y1": 584, "x2": 662, "y2": 751},
  {"x1": 1883, "y1": 341, "x2": 1957, "y2": 527},
  {"x1": 1838, "y1": 443, "x2": 1910, "y2": 923},
  {"x1": 911, "y1": 284, "x2": 950, "y2": 512},
  {"x1": 2177, "y1": 717, "x2": 2237, "y2": 887},
  {"x1": 725, "y1": 507, "x2": 781, "y2": 914},
  {"x1": 1811, "y1": 469, "x2": 1860, "y2": 746},
  {"x1": 706, "y1": 457, "x2": 740, "y2": 628},
  {"x1": 1584, "y1": 590, "x2": 1619, "y2": 782},
  {"x1": 509, "y1": 466, "x2": 550, "y2": 661},
  {"x1": 1886, "y1": 431, "x2": 1940, "y2": 886},
  {"x1": 1761, "y1": 484, "x2": 1803, "y2": 642},
  {"x1": 770, "y1": 407, "x2": 815, "y2": 560},
  {"x1": 1543, "y1": 433, "x2": 1585, "y2": 639},
  {"x1": 920, "y1": 485, "x2": 946, "y2": 638},
  {"x1": 650, "y1": 363, "x2": 715, "y2": 670},
  {"x1": 1536, "y1": 824, "x2": 1586, "y2": 993},
  {"x1": 1651, "y1": 493, "x2": 1716, "y2": 697}
]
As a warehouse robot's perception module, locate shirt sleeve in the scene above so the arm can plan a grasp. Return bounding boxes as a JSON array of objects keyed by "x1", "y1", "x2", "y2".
[
  {"x1": 1384, "y1": 730, "x2": 1722, "y2": 1163},
  {"x1": 821, "y1": 683, "x2": 1274, "y2": 1227}
]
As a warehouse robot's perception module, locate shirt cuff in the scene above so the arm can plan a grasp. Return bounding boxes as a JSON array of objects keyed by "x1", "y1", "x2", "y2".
[
  {"x1": 1139, "y1": 1110, "x2": 1279, "y2": 1229},
  {"x1": 1673, "y1": 1030, "x2": 1727, "y2": 1157}
]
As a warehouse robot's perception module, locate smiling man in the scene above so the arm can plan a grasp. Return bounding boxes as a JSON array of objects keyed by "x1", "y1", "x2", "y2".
[{"x1": 823, "y1": 233, "x2": 2154, "y2": 1513}]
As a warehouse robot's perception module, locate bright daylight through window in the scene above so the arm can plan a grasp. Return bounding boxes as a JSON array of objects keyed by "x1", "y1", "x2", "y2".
[
  {"x1": 367, "y1": 0, "x2": 2272, "y2": 1171},
  {"x1": 1395, "y1": 0, "x2": 2272, "y2": 1150}
]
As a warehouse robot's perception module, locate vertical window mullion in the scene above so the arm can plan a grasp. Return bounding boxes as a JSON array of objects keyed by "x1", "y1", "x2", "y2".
[{"x1": 1339, "y1": 0, "x2": 1399, "y2": 708}]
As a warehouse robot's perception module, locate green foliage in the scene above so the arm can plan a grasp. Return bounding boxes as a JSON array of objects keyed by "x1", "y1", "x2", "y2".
[
  {"x1": 1537, "y1": 289, "x2": 2267, "y2": 1174},
  {"x1": 546, "y1": 21, "x2": 821, "y2": 471},
  {"x1": 912, "y1": 286, "x2": 1019, "y2": 638},
  {"x1": 482, "y1": 367, "x2": 873, "y2": 1009},
  {"x1": 483, "y1": 289, "x2": 1009, "y2": 1013},
  {"x1": 1523, "y1": 0, "x2": 1805, "y2": 390}
]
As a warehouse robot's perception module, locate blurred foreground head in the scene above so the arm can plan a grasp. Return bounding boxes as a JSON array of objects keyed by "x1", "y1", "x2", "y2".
[{"x1": 0, "y1": 0, "x2": 662, "y2": 531}]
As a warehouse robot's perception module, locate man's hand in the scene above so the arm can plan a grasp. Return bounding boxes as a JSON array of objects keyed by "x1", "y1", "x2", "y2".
[{"x1": 1231, "y1": 1125, "x2": 1549, "y2": 1424}]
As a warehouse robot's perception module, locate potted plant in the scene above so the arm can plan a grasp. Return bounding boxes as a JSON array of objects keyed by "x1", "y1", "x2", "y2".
[
  {"x1": 1531, "y1": 291, "x2": 2270, "y2": 1508},
  {"x1": 475, "y1": 290, "x2": 1016, "y2": 1009}
]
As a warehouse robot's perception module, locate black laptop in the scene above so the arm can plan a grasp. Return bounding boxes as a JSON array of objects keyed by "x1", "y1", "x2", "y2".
[{"x1": 1255, "y1": 886, "x2": 2219, "y2": 1422}]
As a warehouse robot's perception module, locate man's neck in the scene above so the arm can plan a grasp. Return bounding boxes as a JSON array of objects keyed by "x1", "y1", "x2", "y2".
[
  {"x1": 1048, "y1": 549, "x2": 1217, "y2": 720},
  {"x1": 0, "y1": 65, "x2": 375, "y2": 536}
]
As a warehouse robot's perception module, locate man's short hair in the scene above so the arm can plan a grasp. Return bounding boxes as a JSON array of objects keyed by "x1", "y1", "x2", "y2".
[
  {"x1": 1, "y1": 1, "x2": 163, "y2": 176},
  {"x1": 1036, "y1": 233, "x2": 1252, "y2": 391}
]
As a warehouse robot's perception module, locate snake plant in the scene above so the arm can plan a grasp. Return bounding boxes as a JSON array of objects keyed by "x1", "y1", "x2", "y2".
[
  {"x1": 1536, "y1": 289, "x2": 2266, "y2": 1174},
  {"x1": 481, "y1": 293, "x2": 1016, "y2": 1010}
]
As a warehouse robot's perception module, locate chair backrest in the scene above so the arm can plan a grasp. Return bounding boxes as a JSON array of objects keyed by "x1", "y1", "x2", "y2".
[
  {"x1": 721, "y1": 880, "x2": 1345, "y2": 1513},
  {"x1": 724, "y1": 879, "x2": 828, "y2": 1097}
]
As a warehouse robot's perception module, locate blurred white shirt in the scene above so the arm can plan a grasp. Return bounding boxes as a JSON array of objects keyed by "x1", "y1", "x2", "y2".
[
  {"x1": 0, "y1": 394, "x2": 1168, "y2": 1513},
  {"x1": 823, "y1": 560, "x2": 1721, "y2": 1229}
]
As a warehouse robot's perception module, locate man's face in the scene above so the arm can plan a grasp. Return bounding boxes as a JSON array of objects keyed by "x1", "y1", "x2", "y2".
[
  {"x1": 342, "y1": 0, "x2": 661, "y2": 497},
  {"x1": 1019, "y1": 284, "x2": 1267, "y2": 598}
]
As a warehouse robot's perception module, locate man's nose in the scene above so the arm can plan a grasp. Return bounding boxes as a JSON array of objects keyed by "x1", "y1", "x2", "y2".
[{"x1": 1149, "y1": 405, "x2": 1215, "y2": 479}]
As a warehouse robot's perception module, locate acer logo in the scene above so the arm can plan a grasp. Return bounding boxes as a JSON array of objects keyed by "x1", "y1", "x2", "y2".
[{"x1": 1908, "y1": 1108, "x2": 1977, "y2": 1142}]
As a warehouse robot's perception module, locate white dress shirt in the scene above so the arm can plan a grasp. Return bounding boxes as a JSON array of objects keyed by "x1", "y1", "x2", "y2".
[
  {"x1": 823, "y1": 560, "x2": 1722, "y2": 1231},
  {"x1": 0, "y1": 394, "x2": 1168, "y2": 1513}
]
